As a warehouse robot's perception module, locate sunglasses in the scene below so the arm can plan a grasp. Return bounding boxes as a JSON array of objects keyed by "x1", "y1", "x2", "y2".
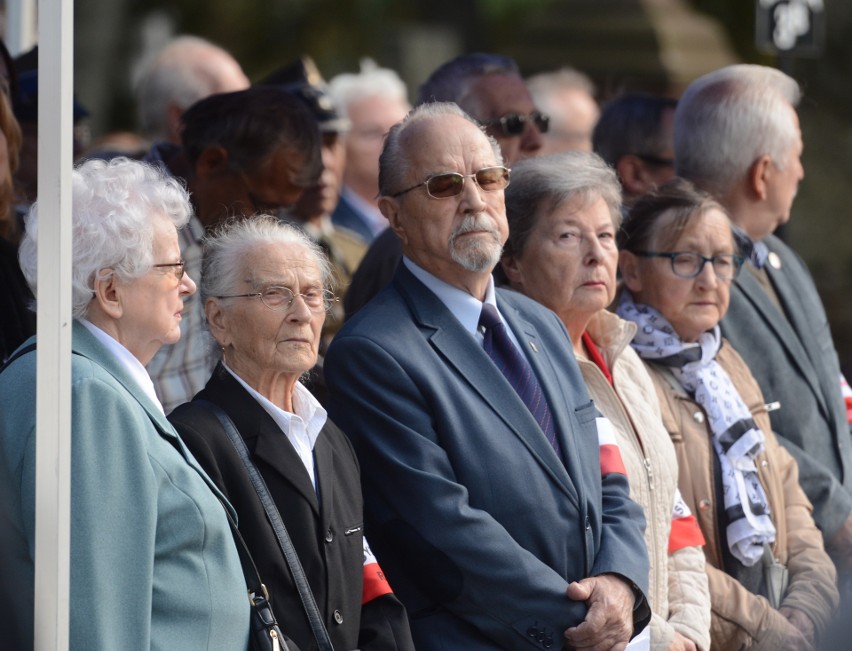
[
  {"x1": 391, "y1": 166, "x2": 511, "y2": 199},
  {"x1": 481, "y1": 111, "x2": 550, "y2": 136}
]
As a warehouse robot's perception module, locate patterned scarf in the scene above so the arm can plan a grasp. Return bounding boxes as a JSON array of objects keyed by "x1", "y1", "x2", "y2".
[{"x1": 617, "y1": 291, "x2": 776, "y2": 566}]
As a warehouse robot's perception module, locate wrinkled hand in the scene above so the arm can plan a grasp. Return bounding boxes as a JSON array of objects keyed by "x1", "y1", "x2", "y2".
[
  {"x1": 779, "y1": 606, "x2": 816, "y2": 649},
  {"x1": 563, "y1": 574, "x2": 635, "y2": 651},
  {"x1": 827, "y1": 511, "x2": 852, "y2": 571},
  {"x1": 666, "y1": 632, "x2": 697, "y2": 651}
]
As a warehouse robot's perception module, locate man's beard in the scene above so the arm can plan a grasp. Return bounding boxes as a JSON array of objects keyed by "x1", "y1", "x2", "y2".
[{"x1": 449, "y1": 214, "x2": 503, "y2": 273}]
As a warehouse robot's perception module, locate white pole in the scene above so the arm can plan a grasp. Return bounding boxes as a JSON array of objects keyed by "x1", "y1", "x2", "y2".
[
  {"x1": 33, "y1": 0, "x2": 73, "y2": 648},
  {"x1": 5, "y1": 0, "x2": 38, "y2": 56}
]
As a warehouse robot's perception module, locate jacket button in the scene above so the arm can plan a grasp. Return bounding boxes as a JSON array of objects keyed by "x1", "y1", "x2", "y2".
[
  {"x1": 543, "y1": 636, "x2": 554, "y2": 648},
  {"x1": 333, "y1": 609, "x2": 343, "y2": 624},
  {"x1": 325, "y1": 528, "x2": 334, "y2": 543},
  {"x1": 585, "y1": 516, "x2": 591, "y2": 531},
  {"x1": 693, "y1": 411, "x2": 705, "y2": 424},
  {"x1": 698, "y1": 498, "x2": 711, "y2": 511},
  {"x1": 527, "y1": 624, "x2": 539, "y2": 637}
]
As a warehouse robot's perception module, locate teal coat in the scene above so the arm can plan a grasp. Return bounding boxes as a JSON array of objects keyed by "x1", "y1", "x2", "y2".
[{"x1": 0, "y1": 321, "x2": 249, "y2": 650}]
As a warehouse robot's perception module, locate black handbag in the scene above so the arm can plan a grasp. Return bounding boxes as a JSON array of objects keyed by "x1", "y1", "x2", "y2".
[{"x1": 222, "y1": 502, "x2": 290, "y2": 651}]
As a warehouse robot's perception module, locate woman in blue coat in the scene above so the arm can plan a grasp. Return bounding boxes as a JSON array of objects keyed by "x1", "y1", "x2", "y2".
[{"x1": 0, "y1": 158, "x2": 250, "y2": 649}]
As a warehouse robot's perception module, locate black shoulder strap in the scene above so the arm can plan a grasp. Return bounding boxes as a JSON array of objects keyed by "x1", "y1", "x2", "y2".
[
  {"x1": 0, "y1": 342, "x2": 37, "y2": 375},
  {"x1": 195, "y1": 399, "x2": 335, "y2": 651}
]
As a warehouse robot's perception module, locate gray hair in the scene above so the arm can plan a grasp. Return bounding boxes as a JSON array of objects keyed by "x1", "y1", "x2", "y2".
[
  {"x1": 674, "y1": 64, "x2": 801, "y2": 197},
  {"x1": 378, "y1": 102, "x2": 503, "y2": 197},
  {"x1": 18, "y1": 157, "x2": 192, "y2": 319},
  {"x1": 527, "y1": 67, "x2": 596, "y2": 112},
  {"x1": 416, "y1": 52, "x2": 520, "y2": 115},
  {"x1": 328, "y1": 59, "x2": 409, "y2": 117},
  {"x1": 503, "y1": 151, "x2": 622, "y2": 259},
  {"x1": 201, "y1": 215, "x2": 334, "y2": 306},
  {"x1": 135, "y1": 35, "x2": 247, "y2": 140},
  {"x1": 593, "y1": 92, "x2": 678, "y2": 167}
]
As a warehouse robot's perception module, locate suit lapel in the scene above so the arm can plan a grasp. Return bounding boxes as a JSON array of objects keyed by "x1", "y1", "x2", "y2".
[
  {"x1": 499, "y1": 297, "x2": 587, "y2": 500},
  {"x1": 71, "y1": 322, "x2": 238, "y2": 514},
  {"x1": 314, "y1": 433, "x2": 335, "y2": 532},
  {"x1": 205, "y1": 369, "x2": 321, "y2": 515},
  {"x1": 733, "y1": 260, "x2": 829, "y2": 416},
  {"x1": 762, "y1": 241, "x2": 835, "y2": 406},
  {"x1": 394, "y1": 267, "x2": 579, "y2": 504}
]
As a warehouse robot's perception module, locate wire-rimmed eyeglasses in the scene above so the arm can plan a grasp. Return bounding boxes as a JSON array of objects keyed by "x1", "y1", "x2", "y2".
[
  {"x1": 634, "y1": 251, "x2": 745, "y2": 281},
  {"x1": 215, "y1": 286, "x2": 338, "y2": 313},
  {"x1": 391, "y1": 166, "x2": 510, "y2": 199},
  {"x1": 152, "y1": 261, "x2": 186, "y2": 281}
]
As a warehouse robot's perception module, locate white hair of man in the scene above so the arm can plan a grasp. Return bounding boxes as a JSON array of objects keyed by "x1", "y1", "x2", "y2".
[
  {"x1": 135, "y1": 35, "x2": 249, "y2": 141},
  {"x1": 378, "y1": 101, "x2": 503, "y2": 198},
  {"x1": 201, "y1": 215, "x2": 334, "y2": 306},
  {"x1": 526, "y1": 67, "x2": 596, "y2": 113},
  {"x1": 18, "y1": 157, "x2": 192, "y2": 319},
  {"x1": 674, "y1": 64, "x2": 801, "y2": 198},
  {"x1": 327, "y1": 58, "x2": 409, "y2": 117}
]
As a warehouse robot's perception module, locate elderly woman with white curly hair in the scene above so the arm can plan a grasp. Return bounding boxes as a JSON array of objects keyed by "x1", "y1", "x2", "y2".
[{"x1": 0, "y1": 158, "x2": 250, "y2": 649}]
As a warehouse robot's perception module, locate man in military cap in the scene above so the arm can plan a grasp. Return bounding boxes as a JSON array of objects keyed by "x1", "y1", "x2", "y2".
[{"x1": 259, "y1": 57, "x2": 369, "y2": 350}]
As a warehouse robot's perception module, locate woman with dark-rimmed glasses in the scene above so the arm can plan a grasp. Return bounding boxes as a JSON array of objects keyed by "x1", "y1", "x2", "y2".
[{"x1": 617, "y1": 178, "x2": 838, "y2": 651}]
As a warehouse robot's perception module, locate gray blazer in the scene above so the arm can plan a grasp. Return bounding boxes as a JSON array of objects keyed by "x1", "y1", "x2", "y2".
[
  {"x1": 325, "y1": 264, "x2": 650, "y2": 650},
  {"x1": 720, "y1": 233, "x2": 852, "y2": 538}
]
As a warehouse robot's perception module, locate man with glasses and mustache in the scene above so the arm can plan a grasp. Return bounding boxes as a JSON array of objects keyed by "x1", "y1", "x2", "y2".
[
  {"x1": 344, "y1": 52, "x2": 550, "y2": 319},
  {"x1": 146, "y1": 86, "x2": 322, "y2": 413},
  {"x1": 324, "y1": 101, "x2": 650, "y2": 650}
]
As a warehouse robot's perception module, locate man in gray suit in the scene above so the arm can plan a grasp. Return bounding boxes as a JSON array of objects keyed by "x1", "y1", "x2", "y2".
[
  {"x1": 324, "y1": 101, "x2": 650, "y2": 650},
  {"x1": 675, "y1": 64, "x2": 852, "y2": 592}
]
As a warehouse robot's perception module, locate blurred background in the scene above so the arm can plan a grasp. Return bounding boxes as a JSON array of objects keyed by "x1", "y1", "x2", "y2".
[{"x1": 8, "y1": 0, "x2": 852, "y2": 369}]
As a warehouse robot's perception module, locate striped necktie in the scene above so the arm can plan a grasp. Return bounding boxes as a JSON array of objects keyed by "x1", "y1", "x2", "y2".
[{"x1": 479, "y1": 303, "x2": 561, "y2": 457}]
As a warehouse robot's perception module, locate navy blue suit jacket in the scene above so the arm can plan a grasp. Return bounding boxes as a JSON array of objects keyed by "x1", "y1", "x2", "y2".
[{"x1": 325, "y1": 264, "x2": 650, "y2": 650}]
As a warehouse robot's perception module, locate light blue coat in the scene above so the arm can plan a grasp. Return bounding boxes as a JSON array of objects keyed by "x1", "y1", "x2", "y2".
[{"x1": 0, "y1": 321, "x2": 249, "y2": 649}]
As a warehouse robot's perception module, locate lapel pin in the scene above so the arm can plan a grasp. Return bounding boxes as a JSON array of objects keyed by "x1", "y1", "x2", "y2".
[
  {"x1": 529, "y1": 341, "x2": 538, "y2": 353},
  {"x1": 767, "y1": 252, "x2": 782, "y2": 269}
]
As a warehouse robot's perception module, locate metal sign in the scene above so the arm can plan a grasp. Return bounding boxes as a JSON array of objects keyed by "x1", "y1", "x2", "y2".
[{"x1": 756, "y1": 0, "x2": 825, "y2": 56}]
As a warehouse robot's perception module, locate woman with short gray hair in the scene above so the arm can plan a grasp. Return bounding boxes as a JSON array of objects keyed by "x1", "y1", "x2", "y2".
[
  {"x1": 170, "y1": 215, "x2": 415, "y2": 651},
  {"x1": 0, "y1": 157, "x2": 250, "y2": 649},
  {"x1": 500, "y1": 151, "x2": 712, "y2": 651}
]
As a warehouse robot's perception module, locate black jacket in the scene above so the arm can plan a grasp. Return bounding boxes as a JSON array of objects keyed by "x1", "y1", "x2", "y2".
[{"x1": 169, "y1": 364, "x2": 414, "y2": 651}]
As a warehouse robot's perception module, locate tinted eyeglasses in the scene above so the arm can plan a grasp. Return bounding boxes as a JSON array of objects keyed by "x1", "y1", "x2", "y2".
[
  {"x1": 481, "y1": 111, "x2": 550, "y2": 136},
  {"x1": 215, "y1": 286, "x2": 337, "y2": 313},
  {"x1": 152, "y1": 261, "x2": 186, "y2": 281},
  {"x1": 635, "y1": 251, "x2": 744, "y2": 281},
  {"x1": 391, "y1": 166, "x2": 511, "y2": 199}
]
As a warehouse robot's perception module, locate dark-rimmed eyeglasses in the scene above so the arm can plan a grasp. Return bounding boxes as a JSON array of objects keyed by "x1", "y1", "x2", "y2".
[
  {"x1": 152, "y1": 261, "x2": 186, "y2": 281},
  {"x1": 635, "y1": 251, "x2": 744, "y2": 281},
  {"x1": 391, "y1": 166, "x2": 510, "y2": 199},
  {"x1": 215, "y1": 286, "x2": 338, "y2": 313},
  {"x1": 481, "y1": 111, "x2": 550, "y2": 136}
]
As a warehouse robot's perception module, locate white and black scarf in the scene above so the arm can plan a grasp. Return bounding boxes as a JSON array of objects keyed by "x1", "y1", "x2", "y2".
[{"x1": 617, "y1": 291, "x2": 775, "y2": 566}]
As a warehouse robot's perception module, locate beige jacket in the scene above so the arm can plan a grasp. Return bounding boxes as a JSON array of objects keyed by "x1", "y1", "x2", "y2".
[
  {"x1": 646, "y1": 340, "x2": 839, "y2": 650},
  {"x1": 579, "y1": 311, "x2": 711, "y2": 651}
]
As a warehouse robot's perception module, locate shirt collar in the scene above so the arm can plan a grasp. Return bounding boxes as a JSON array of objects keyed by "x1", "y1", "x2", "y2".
[
  {"x1": 222, "y1": 362, "x2": 326, "y2": 451},
  {"x1": 80, "y1": 319, "x2": 165, "y2": 414},
  {"x1": 403, "y1": 256, "x2": 498, "y2": 337}
]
